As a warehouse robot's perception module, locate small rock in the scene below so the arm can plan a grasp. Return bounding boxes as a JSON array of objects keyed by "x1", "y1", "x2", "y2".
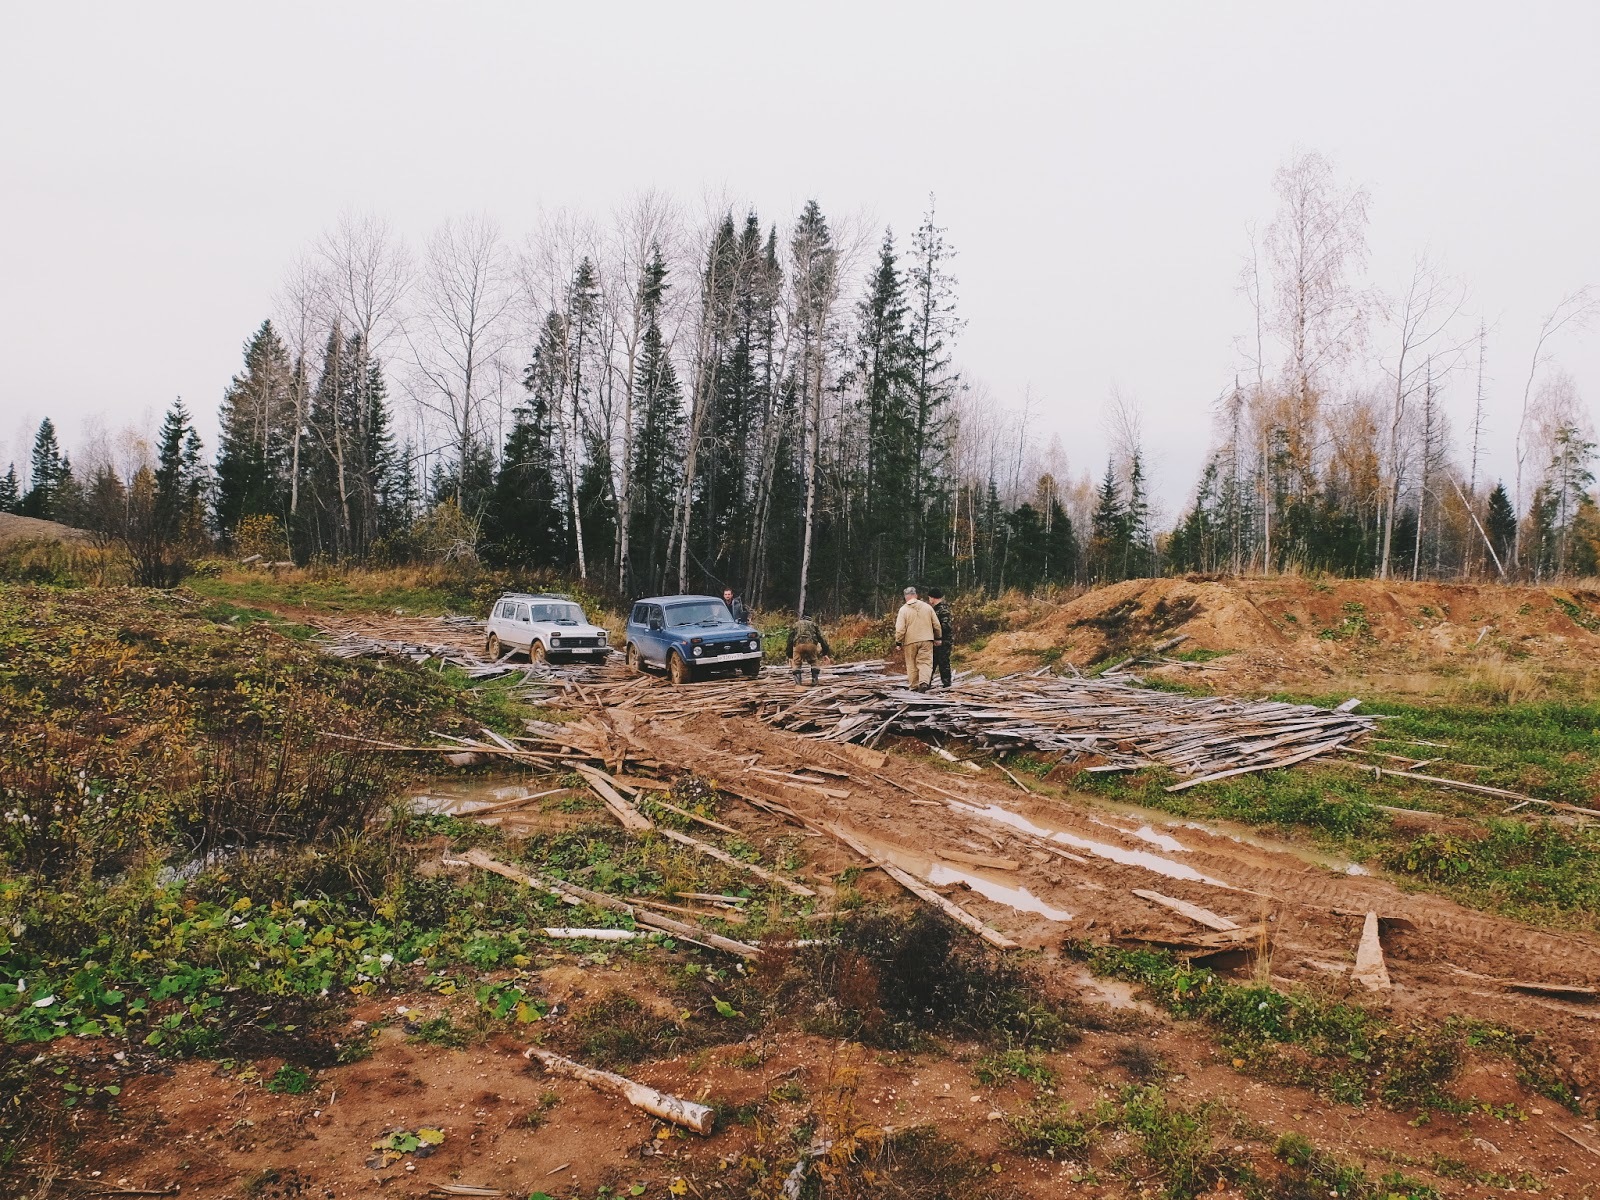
[
  {"x1": 987, "y1": 1111, "x2": 1004, "y2": 1120},
  {"x1": 1472, "y1": 1137, "x2": 1501, "y2": 1155}
]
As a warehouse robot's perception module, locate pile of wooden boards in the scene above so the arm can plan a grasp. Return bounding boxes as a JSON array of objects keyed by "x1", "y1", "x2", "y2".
[
  {"x1": 526, "y1": 664, "x2": 1376, "y2": 788},
  {"x1": 317, "y1": 614, "x2": 532, "y2": 681}
]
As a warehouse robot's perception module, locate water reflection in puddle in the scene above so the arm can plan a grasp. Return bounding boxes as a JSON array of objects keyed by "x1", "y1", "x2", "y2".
[
  {"x1": 840, "y1": 825, "x2": 1074, "y2": 924},
  {"x1": 405, "y1": 778, "x2": 541, "y2": 816},
  {"x1": 945, "y1": 800, "x2": 1233, "y2": 888},
  {"x1": 927, "y1": 862, "x2": 1074, "y2": 921}
]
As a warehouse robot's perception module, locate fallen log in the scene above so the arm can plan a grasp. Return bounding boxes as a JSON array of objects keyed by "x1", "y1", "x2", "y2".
[
  {"x1": 525, "y1": 1047, "x2": 715, "y2": 1135},
  {"x1": 542, "y1": 928, "x2": 648, "y2": 941}
]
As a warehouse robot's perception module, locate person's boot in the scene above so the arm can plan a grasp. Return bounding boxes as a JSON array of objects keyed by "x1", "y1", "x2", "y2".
[
  {"x1": 791, "y1": 670, "x2": 802, "y2": 685},
  {"x1": 810, "y1": 668, "x2": 820, "y2": 686}
]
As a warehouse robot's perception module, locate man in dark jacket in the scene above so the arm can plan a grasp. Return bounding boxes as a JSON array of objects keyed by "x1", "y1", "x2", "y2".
[
  {"x1": 928, "y1": 587, "x2": 954, "y2": 689},
  {"x1": 784, "y1": 610, "x2": 833, "y2": 685},
  {"x1": 721, "y1": 587, "x2": 750, "y2": 624}
]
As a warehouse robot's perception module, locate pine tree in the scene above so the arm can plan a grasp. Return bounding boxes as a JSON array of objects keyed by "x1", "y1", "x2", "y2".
[
  {"x1": 0, "y1": 464, "x2": 18, "y2": 513},
  {"x1": 21, "y1": 419, "x2": 65, "y2": 519}
]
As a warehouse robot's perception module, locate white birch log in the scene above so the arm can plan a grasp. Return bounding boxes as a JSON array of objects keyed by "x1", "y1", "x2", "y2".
[{"x1": 525, "y1": 1047, "x2": 715, "y2": 1135}]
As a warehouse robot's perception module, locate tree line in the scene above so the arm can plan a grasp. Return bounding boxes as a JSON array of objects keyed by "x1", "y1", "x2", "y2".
[{"x1": 5, "y1": 163, "x2": 1596, "y2": 606}]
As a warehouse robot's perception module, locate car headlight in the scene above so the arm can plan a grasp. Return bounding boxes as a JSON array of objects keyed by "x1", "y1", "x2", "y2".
[
  {"x1": 599, "y1": 631, "x2": 608, "y2": 641},
  {"x1": 749, "y1": 639, "x2": 759, "y2": 651},
  {"x1": 691, "y1": 645, "x2": 702, "y2": 657},
  {"x1": 550, "y1": 634, "x2": 561, "y2": 643}
]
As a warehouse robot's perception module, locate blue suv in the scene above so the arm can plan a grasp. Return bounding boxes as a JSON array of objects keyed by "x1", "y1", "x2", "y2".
[{"x1": 624, "y1": 595, "x2": 764, "y2": 684}]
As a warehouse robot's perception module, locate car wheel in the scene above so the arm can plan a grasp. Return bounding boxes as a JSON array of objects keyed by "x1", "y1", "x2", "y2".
[
  {"x1": 529, "y1": 640, "x2": 547, "y2": 665},
  {"x1": 740, "y1": 660, "x2": 761, "y2": 678},
  {"x1": 668, "y1": 651, "x2": 694, "y2": 686},
  {"x1": 486, "y1": 633, "x2": 501, "y2": 659},
  {"x1": 626, "y1": 644, "x2": 643, "y2": 674}
]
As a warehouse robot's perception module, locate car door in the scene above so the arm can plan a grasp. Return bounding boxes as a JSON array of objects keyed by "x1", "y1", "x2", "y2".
[
  {"x1": 490, "y1": 600, "x2": 512, "y2": 644},
  {"x1": 645, "y1": 604, "x2": 668, "y2": 664},
  {"x1": 513, "y1": 602, "x2": 535, "y2": 650},
  {"x1": 628, "y1": 603, "x2": 648, "y2": 660}
]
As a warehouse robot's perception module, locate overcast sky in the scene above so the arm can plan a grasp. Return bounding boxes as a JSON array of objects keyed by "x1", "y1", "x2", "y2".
[{"x1": 3, "y1": 1, "x2": 1596, "y2": 513}]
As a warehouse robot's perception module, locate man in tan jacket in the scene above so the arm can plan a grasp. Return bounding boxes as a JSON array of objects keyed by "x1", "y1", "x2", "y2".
[{"x1": 894, "y1": 586, "x2": 942, "y2": 691}]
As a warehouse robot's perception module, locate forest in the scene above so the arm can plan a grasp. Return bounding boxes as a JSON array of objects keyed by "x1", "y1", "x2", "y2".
[{"x1": 4, "y1": 152, "x2": 1596, "y2": 611}]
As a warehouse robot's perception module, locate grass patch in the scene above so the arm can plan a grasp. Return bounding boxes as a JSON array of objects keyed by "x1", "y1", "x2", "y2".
[
  {"x1": 1076, "y1": 689, "x2": 1600, "y2": 930},
  {"x1": 1011, "y1": 1084, "x2": 1249, "y2": 1198},
  {"x1": 1068, "y1": 941, "x2": 1588, "y2": 1117}
]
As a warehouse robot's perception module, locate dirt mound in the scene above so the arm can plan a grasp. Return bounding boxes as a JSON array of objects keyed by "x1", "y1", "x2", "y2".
[
  {"x1": 968, "y1": 576, "x2": 1600, "y2": 695},
  {"x1": 0, "y1": 511, "x2": 90, "y2": 547}
]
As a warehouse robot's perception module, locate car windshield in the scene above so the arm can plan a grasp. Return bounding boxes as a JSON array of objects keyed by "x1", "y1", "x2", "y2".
[
  {"x1": 530, "y1": 602, "x2": 584, "y2": 625},
  {"x1": 664, "y1": 601, "x2": 731, "y2": 628}
]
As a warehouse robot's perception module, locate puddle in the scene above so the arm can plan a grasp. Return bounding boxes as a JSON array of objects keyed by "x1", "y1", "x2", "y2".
[
  {"x1": 1079, "y1": 795, "x2": 1369, "y2": 876},
  {"x1": 839, "y1": 824, "x2": 1074, "y2": 923},
  {"x1": 926, "y1": 862, "x2": 1073, "y2": 921},
  {"x1": 405, "y1": 776, "x2": 545, "y2": 816},
  {"x1": 946, "y1": 800, "x2": 1233, "y2": 888},
  {"x1": 1067, "y1": 966, "x2": 1162, "y2": 1015},
  {"x1": 1090, "y1": 815, "x2": 1189, "y2": 853}
]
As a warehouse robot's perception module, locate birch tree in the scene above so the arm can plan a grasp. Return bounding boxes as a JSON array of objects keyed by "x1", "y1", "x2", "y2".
[
  {"x1": 408, "y1": 215, "x2": 514, "y2": 514},
  {"x1": 1377, "y1": 257, "x2": 1465, "y2": 580}
]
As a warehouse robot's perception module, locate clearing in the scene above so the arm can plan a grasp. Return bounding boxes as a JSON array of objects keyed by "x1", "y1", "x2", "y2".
[{"x1": 5, "y1": 572, "x2": 1600, "y2": 1199}]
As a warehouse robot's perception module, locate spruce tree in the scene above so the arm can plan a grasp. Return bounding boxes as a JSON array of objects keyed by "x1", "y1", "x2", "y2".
[
  {"x1": 1124, "y1": 451, "x2": 1152, "y2": 578},
  {"x1": 21, "y1": 419, "x2": 65, "y2": 519},
  {"x1": 905, "y1": 198, "x2": 962, "y2": 575},
  {"x1": 630, "y1": 247, "x2": 684, "y2": 592},
  {"x1": 1090, "y1": 459, "x2": 1126, "y2": 582},
  {"x1": 1044, "y1": 498, "x2": 1079, "y2": 585},
  {"x1": 857, "y1": 229, "x2": 916, "y2": 598},
  {"x1": 215, "y1": 320, "x2": 294, "y2": 542},
  {"x1": 0, "y1": 464, "x2": 18, "y2": 513},
  {"x1": 153, "y1": 399, "x2": 207, "y2": 544},
  {"x1": 1486, "y1": 483, "x2": 1516, "y2": 572}
]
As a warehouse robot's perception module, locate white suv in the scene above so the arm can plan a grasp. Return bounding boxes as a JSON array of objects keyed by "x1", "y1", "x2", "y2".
[{"x1": 485, "y1": 593, "x2": 610, "y2": 664}]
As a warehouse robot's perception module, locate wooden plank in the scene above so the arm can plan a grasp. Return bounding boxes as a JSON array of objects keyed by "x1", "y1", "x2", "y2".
[
  {"x1": 1131, "y1": 888, "x2": 1239, "y2": 932},
  {"x1": 653, "y1": 826, "x2": 816, "y2": 897},
  {"x1": 936, "y1": 849, "x2": 1021, "y2": 871},
  {"x1": 821, "y1": 823, "x2": 1018, "y2": 951}
]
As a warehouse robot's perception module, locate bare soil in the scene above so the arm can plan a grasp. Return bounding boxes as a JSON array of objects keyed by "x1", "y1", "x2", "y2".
[
  {"x1": 0, "y1": 512, "x2": 90, "y2": 548},
  {"x1": 27, "y1": 582, "x2": 1600, "y2": 1198},
  {"x1": 966, "y1": 576, "x2": 1600, "y2": 695}
]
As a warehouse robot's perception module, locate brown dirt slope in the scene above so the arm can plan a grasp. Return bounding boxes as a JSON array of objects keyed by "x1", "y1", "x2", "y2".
[
  {"x1": 969, "y1": 576, "x2": 1600, "y2": 694},
  {"x1": 0, "y1": 512, "x2": 90, "y2": 547}
]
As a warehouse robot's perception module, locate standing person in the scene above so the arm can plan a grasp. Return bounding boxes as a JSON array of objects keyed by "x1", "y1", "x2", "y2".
[
  {"x1": 784, "y1": 608, "x2": 833, "y2": 685},
  {"x1": 928, "y1": 587, "x2": 954, "y2": 689},
  {"x1": 721, "y1": 586, "x2": 750, "y2": 624},
  {"x1": 893, "y1": 586, "x2": 942, "y2": 692}
]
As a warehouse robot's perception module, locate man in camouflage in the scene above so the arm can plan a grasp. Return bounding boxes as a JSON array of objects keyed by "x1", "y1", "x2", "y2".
[
  {"x1": 785, "y1": 609, "x2": 833, "y2": 685},
  {"x1": 928, "y1": 587, "x2": 954, "y2": 689}
]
